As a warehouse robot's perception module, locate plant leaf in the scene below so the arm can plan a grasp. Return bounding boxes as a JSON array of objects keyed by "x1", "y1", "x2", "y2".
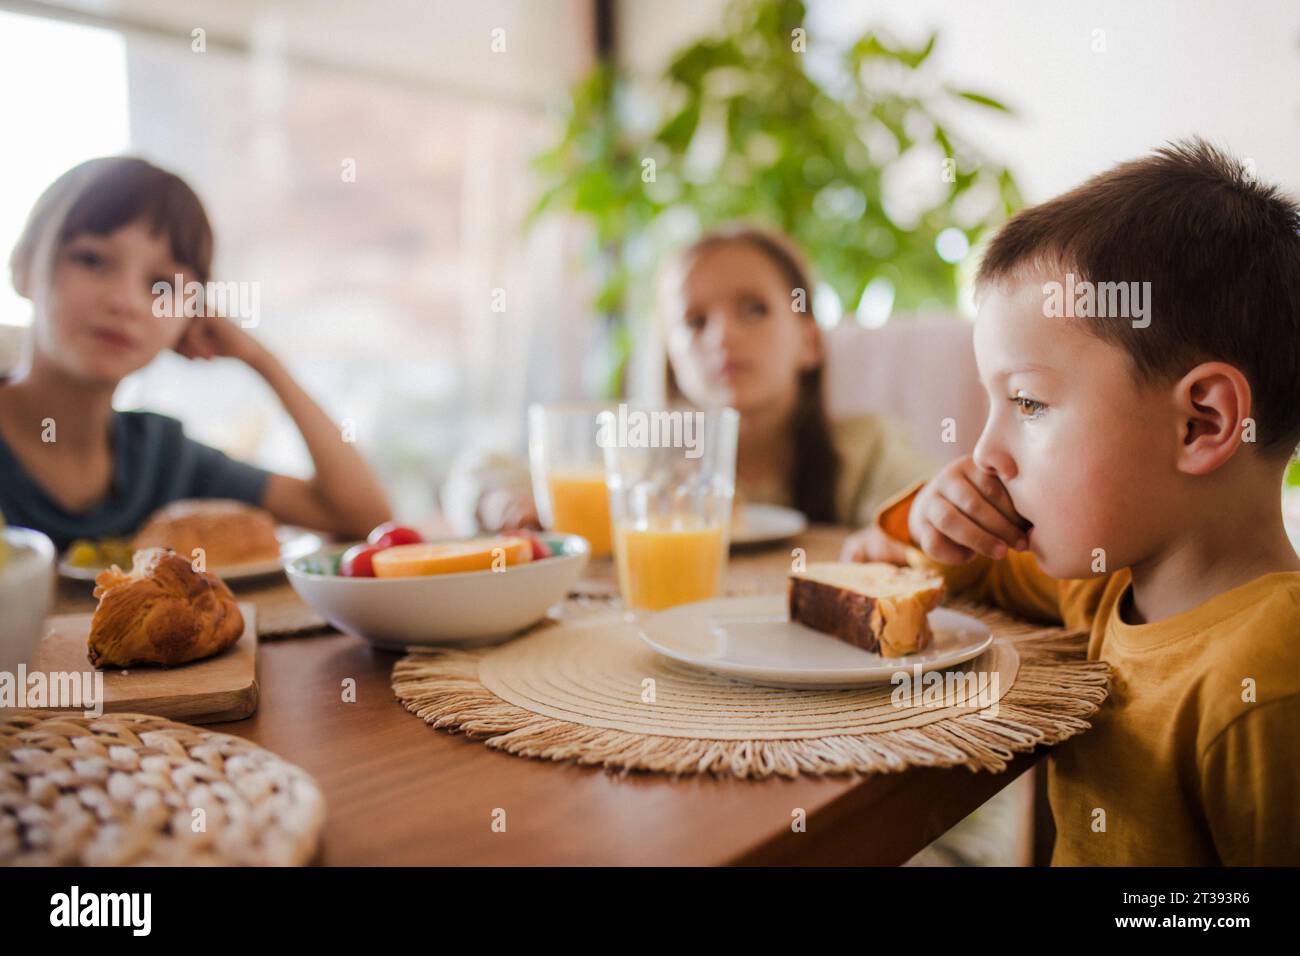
[{"x1": 951, "y1": 88, "x2": 1012, "y2": 112}]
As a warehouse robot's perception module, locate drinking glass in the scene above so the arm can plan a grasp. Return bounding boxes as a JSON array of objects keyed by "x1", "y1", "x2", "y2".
[
  {"x1": 528, "y1": 403, "x2": 614, "y2": 558},
  {"x1": 600, "y1": 405, "x2": 739, "y2": 612}
]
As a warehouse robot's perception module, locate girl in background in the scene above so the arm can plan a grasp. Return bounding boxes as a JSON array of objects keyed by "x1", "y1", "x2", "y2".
[
  {"x1": 445, "y1": 225, "x2": 934, "y2": 542},
  {"x1": 0, "y1": 157, "x2": 391, "y2": 550},
  {"x1": 660, "y1": 225, "x2": 934, "y2": 529}
]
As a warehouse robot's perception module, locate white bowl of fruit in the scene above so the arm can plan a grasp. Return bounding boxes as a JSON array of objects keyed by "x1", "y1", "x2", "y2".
[{"x1": 285, "y1": 522, "x2": 590, "y2": 648}]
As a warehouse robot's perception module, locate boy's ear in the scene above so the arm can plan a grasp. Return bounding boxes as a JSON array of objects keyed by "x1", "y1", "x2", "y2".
[{"x1": 1172, "y1": 361, "x2": 1252, "y2": 476}]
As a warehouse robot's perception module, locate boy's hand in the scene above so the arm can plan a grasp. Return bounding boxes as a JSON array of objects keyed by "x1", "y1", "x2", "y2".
[
  {"x1": 839, "y1": 524, "x2": 914, "y2": 566},
  {"x1": 907, "y1": 455, "x2": 1030, "y2": 565},
  {"x1": 175, "y1": 314, "x2": 270, "y2": 369}
]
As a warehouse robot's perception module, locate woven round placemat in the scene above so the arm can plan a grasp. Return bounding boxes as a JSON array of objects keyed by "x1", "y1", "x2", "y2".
[
  {"x1": 0, "y1": 711, "x2": 326, "y2": 866},
  {"x1": 392, "y1": 603, "x2": 1110, "y2": 780}
]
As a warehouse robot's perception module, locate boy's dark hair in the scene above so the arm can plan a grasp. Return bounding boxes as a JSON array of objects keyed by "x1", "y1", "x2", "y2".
[
  {"x1": 10, "y1": 156, "x2": 214, "y2": 293},
  {"x1": 977, "y1": 138, "x2": 1300, "y2": 456}
]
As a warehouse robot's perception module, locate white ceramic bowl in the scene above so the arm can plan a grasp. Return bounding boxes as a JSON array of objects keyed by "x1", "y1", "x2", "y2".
[
  {"x1": 284, "y1": 534, "x2": 590, "y2": 648},
  {"x1": 0, "y1": 527, "x2": 56, "y2": 673}
]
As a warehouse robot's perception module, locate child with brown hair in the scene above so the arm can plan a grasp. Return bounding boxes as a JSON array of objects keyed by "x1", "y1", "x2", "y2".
[
  {"x1": 659, "y1": 225, "x2": 936, "y2": 528},
  {"x1": 447, "y1": 225, "x2": 935, "y2": 544},
  {"x1": 0, "y1": 157, "x2": 391, "y2": 549},
  {"x1": 848, "y1": 139, "x2": 1300, "y2": 864}
]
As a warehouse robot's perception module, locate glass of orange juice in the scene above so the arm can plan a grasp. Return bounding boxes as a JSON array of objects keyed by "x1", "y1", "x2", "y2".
[
  {"x1": 600, "y1": 405, "x2": 739, "y2": 612},
  {"x1": 528, "y1": 403, "x2": 615, "y2": 558}
]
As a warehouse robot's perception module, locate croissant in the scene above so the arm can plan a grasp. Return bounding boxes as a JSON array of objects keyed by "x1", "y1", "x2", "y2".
[{"x1": 88, "y1": 548, "x2": 246, "y2": 668}]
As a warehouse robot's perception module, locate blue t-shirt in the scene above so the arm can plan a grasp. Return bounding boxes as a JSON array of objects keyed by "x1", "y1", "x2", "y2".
[{"x1": 0, "y1": 410, "x2": 271, "y2": 552}]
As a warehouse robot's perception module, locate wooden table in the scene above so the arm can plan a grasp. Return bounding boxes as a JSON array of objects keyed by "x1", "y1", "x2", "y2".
[{"x1": 52, "y1": 527, "x2": 1044, "y2": 866}]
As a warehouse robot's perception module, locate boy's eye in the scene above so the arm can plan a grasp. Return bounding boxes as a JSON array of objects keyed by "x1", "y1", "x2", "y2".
[
  {"x1": 739, "y1": 298, "x2": 768, "y2": 321},
  {"x1": 685, "y1": 313, "x2": 706, "y2": 332},
  {"x1": 1010, "y1": 393, "x2": 1047, "y2": 421},
  {"x1": 71, "y1": 250, "x2": 105, "y2": 269}
]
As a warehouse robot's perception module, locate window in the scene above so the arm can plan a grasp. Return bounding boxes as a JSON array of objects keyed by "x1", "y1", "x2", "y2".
[{"x1": 0, "y1": 10, "x2": 129, "y2": 330}]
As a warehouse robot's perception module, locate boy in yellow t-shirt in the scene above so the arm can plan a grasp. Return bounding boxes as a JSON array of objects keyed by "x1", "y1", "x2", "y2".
[{"x1": 844, "y1": 139, "x2": 1300, "y2": 866}]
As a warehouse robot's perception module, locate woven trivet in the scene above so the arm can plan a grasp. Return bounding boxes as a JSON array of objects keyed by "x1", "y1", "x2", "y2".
[
  {"x1": 0, "y1": 712, "x2": 326, "y2": 866},
  {"x1": 392, "y1": 603, "x2": 1109, "y2": 780}
]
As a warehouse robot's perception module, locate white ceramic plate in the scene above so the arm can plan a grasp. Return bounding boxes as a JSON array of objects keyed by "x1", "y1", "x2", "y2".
[
  {"x1": 729, "y1": 503, "x2": 808, "y2": 547},
  {"x1": 636, "y1": 593, "x2": 993, "y2": 688},
  {"x1": 58, "y1": 528, "x2": 323, "y2": 582},
  {"x1": 284, "y1": 533, "x2": 590, "y2": 648}
]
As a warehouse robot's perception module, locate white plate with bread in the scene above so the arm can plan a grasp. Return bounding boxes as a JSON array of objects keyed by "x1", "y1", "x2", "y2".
[
  {"x1": 636, "y1": 562, "x2": 992, "y2": 688},
  {"x1": 59, "y1": 499, "x2": 322, "y2": 583}
]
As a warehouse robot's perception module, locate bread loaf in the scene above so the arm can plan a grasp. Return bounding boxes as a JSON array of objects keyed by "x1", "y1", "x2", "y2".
[{"x1": 131, "y1": 499, "x2": 280, "y2": 568}]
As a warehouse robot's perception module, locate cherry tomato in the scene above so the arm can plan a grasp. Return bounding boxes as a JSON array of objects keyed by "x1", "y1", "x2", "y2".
[
  {"x1": 366, "y1": 523, "x2": 422, "y2": 549},
  {"x1": 516, "y1": 529, "x2": 552, "y2": 560},
  {"x1": 340, "y1": 543, "x2": 384, "y2": 577}
]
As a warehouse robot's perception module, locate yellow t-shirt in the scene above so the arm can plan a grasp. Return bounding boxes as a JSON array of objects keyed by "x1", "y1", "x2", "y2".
[{"x1": 876, "y1": 482, "x2": 1300, "y2": 866}]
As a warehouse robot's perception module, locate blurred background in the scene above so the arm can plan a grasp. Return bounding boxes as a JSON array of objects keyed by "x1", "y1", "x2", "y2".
[{"x1": 1, "y1": 0, "x2": 1298, "y2": 526}]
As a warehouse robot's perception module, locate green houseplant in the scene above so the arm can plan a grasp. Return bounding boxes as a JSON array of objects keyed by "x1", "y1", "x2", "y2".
[{"x1": 528, "y1": 0, "x2": 1024, "y2": 396}]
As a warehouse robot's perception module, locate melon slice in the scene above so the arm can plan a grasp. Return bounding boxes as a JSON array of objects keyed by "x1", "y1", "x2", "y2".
[{"x1": 371, "y1": 536, "x2": 533, "y2": 577}]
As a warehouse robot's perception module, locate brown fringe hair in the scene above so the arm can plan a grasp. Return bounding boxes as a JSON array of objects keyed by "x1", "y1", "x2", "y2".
[
  {"x1": 10, "y1": 156, "x2": 214, "y2": 296},
  {"x1": 663, "y1": 226, "x2": 841, "y2": 523}
]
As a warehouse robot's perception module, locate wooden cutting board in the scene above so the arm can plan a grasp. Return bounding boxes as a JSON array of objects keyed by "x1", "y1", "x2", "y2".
[{"x1": 25, "y1": 603, "x2": 258, "y2": 724}]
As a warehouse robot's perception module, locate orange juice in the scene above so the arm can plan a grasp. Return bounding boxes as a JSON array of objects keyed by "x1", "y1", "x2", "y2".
[
  {"x1": 614, "y1": 519, "x2": 727, "y2": 611},
  {"x1": 546, "y1": 470, "x2": 613, "y2": 557}
]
